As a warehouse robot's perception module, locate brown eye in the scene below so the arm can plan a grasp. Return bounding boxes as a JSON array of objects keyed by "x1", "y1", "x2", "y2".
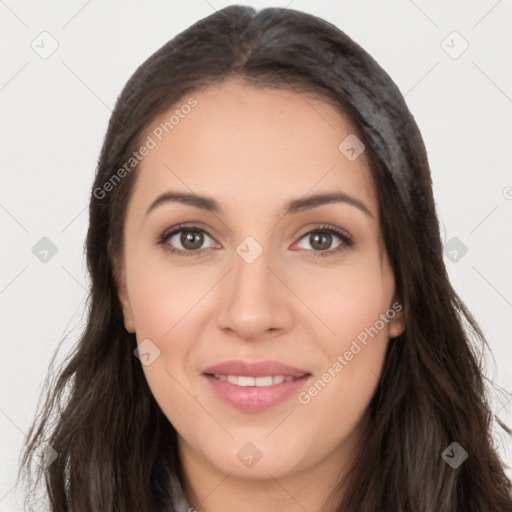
[
  {"x1": 159, "y1": 226, "x2": 217, "y2": 255},
  {"x1": 308, "y1": 232, "x2": 334, "y2": 251},
  {"x1": 179, "y1": 230, "x2": 205, "y2": 250},
  {"x1": 297, "y1": 230, "x2": 342, "y2": 252}
]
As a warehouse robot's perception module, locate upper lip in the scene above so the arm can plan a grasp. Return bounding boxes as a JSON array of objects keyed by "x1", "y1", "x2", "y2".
[{"x1": 202, "y1": 360, "x2": 310, "y2": 378}]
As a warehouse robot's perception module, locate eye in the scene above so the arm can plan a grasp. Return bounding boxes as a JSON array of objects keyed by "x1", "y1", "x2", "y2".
[
  {"x1": 294, "y1": 225, "x2": 353, "y2": 257},
  {"x1": 157, "y1": 224, "x2": 217, "y2": 257},
  {"x1": 156, "y1": 223, "x2": 353, "y2": 258}
]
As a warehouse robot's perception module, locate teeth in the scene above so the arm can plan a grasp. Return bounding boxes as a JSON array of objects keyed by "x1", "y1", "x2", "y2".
[
  {"x1": 272, "y1": 375, "x2": 285, "y2": 385},
  {"x1": 213, "y1": 374, "x2": 294, "y2": 386},
  {"x1": 237, "y1": 376, "x2": 255, "y2": 387},
  {"x1": 227, "y1": 375, "x2": 239, "y2": 385},
  {"x1": 256, "y1": 376, "x2": 273, "y2": 386}
]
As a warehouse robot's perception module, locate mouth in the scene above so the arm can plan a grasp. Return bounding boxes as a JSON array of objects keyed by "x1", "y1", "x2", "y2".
[
  {"x1": 202, "y1": 360, "x2": 312, "y2": 411},
  {"x1": 202, "y1": 359, "x2": 310, "y2": 379},
  {"x1": 205, "y1": 373, "x2": 309, "y2": 386}
]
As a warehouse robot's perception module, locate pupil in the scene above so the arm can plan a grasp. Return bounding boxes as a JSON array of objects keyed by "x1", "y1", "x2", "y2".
[
  {"x1": 311, "y1": 232, "x2": 331, "y2": 250},
  {"x1": 181, "y1": 230, "x2": 203, "y2": 250},
  {"x1": 177, "y1": 230, "x2": 332, "y2": 252}
]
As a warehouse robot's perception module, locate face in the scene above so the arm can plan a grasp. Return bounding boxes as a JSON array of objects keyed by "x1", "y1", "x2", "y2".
[{"x1": 114, "y1": 78, "x2": 404, "y2": 486}]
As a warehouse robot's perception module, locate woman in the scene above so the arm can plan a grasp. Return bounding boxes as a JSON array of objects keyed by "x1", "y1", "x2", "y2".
[{"x1": 19, "y1": 5, "x2": 512, "y2": 511}]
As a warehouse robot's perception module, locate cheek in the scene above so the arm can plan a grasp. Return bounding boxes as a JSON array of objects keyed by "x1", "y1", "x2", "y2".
[
  {"x1": 126, "y1": 260, "x2": 216, "y2": 396},
  {"x1": 127, "y1": 257, "x2": 215, "y2": 337},
  {"x1": 295, "y1": 255, "x2": 393, "y2": 399},
  {"x1": 127, "y1": 262, "x2": 208, "y2": 423},
  {"x1": 293, "y1": 255, "x2": 393, "y2": 342}
]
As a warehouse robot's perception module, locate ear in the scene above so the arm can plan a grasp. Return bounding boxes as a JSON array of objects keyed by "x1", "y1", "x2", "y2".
[
  {"x1": 388, "y1": 298, "x2": 405, "y2": 339},
  {"x1": 112, "y1": 257, "x2": 136, "y2": 333}
]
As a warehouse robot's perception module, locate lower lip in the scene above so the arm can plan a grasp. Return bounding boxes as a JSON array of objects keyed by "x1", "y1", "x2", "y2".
[{"x1": 203, "y1": 374, "x2": 311, "y2": 412}]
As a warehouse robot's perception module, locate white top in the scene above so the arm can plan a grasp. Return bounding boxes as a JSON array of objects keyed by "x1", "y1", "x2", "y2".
[{"x1": 170, "y1": 472, "x2": 192, "y2": 512}]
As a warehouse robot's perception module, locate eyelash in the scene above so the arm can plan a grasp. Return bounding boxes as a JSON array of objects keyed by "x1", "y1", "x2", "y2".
[{"x1": 155, "y1": 223, "x2": 353, "y2": 258}]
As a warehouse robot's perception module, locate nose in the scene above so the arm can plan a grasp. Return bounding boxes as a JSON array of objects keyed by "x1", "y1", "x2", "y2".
[{"x1": 215, "y1": 243, "x2": 294, "y2": 341}]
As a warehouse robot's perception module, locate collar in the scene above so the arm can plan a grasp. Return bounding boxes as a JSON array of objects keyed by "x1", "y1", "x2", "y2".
[{"x1": 170, "y1": 472, "x2": 192, "y2": 512}]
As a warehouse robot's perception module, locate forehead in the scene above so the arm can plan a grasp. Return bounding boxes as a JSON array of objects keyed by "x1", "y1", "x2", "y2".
[{"x1": 130, "y1": 78, "x2": 377, "y2": 218}]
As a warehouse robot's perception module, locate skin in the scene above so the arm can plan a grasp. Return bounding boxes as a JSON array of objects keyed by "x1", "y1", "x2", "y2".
[{"x1": 114, "y1": 77, "x2": 405, "y2": 512}]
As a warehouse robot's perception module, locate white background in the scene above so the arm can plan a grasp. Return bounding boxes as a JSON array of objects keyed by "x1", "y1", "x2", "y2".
[{"x1": 1, "y1": 0, "x2": 511, "y2": 509}]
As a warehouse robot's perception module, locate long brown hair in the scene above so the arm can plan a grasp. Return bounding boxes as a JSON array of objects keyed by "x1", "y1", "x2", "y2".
[{"x1": 18, "y1": 5, "x2": 512, "y2": 511}]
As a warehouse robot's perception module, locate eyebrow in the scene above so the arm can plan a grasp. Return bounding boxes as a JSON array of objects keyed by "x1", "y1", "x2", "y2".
[{"x1": 145, "y1": 191, "x2": 374, "y2": 219}]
